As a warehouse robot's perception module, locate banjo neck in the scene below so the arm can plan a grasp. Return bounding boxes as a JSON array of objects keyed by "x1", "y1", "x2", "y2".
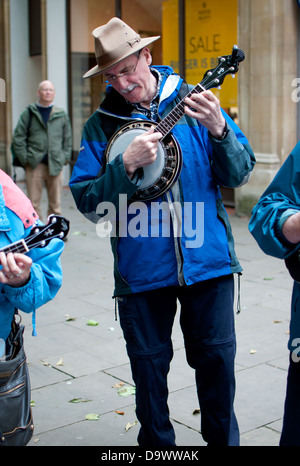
[
  {"x1": 0, "y1": 215, "x2": 70, "y2": 256},
  {"x1": 0, "y1": 240, "x2": 29, "y2": 255},
  {"x1": 155, "y1": 82, "x2": 205, "y2": 139},
  {"x1": 155, "y1": 45, "x2": 245, "y2": 139}
]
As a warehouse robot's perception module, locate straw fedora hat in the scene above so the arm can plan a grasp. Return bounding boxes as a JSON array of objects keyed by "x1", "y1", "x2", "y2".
[{"x1": 83, "y1": 17, "x2": 160, "y2": 79}]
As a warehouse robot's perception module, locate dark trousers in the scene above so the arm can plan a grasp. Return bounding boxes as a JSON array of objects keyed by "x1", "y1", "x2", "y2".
[
  {"x1": 118, "y1": 274, "x2": 239, "y2": 446},
  {"x1": 280, "y1": 354, "x2": 300, "y2": 446}
]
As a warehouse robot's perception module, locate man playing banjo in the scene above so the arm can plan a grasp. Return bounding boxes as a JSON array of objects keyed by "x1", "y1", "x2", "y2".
[{"x1": 70, "y1": 18, "x2": 255, "y2": 446}]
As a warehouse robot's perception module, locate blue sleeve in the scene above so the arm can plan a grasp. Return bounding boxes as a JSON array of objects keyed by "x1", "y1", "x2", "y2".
[
  {"x1": 249, "y1": 143, "x2": 300, "y2": 259},
  {"x1": 208, "y1": 110, "x2": 256, "y2": 188},
  {"x1": 2, "y1": 237, "x2": 64, "y2": 313}
]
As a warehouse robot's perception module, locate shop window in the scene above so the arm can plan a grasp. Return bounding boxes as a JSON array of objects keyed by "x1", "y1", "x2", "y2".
[
  {"x1": 121, "y1": 0, "x2": 162, "y2": 65},
  {"x1": 68, "y1": 0, "x2": 163, "y2": 166},
  {"x1": 28, "y1": 0, "x2": 42, "y2": 56},
  {"x1": 69, "y1": 0, "x2": 113, "y2": 163},
  {"x1": 0, "y1": 1, "x2": 7, "y2": 170}
]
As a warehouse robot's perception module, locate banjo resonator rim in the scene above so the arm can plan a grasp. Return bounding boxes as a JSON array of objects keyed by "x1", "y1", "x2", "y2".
[{"x1": 105, "y1": 121, "x2": 182, "y2": 201}]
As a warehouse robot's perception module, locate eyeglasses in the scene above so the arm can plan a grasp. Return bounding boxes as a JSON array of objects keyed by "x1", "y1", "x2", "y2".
[{"x1": 104, "y1": 52, "x2": 140, "y2": 83}]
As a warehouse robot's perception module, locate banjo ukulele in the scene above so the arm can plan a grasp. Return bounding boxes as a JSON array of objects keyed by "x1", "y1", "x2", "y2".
[
  {"x1": 105, "y1": 45, "x2": 245, "y2": 201},
  {"x1": 0, "y1": 215, "x2": 70, "y2": 256}
]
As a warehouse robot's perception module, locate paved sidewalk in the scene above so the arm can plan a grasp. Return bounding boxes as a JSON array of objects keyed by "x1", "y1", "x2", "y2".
[{"x1": 20, "y1": 186, "x2": 293, "y2": 447}]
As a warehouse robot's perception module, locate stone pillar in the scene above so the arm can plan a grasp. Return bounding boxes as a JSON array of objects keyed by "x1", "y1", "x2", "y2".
[
  {"x1": 0, "y1": 1, "x2": 6, "y2": 170},
  {"x1": 0, "y1": 0, "x2": 12, "y2": 173},
  {"x1": 236, "y1": 0, "x2": 298, "y2": 216}
]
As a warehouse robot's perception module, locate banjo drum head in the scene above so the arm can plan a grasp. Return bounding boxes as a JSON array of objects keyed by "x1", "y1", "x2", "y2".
[
  {"x1": 106, "y1": 126, "x2": 165, "y2": 189},
  {"x1": 106, "y1": 121, "x2": 182, "y2": 200}
]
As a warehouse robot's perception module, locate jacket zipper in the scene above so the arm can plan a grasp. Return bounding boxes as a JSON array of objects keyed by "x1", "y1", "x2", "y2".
[{"x1": 166, "y1": 188, "x2": 185, "y2": 286}]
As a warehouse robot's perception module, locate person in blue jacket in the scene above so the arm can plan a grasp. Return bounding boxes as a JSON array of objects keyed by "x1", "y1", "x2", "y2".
[
  {"x1": 70, "y1": 18, "x2": 256, "y2": 446},
  {"x1": 249, "y1": 140, "x2": 300, "y2": 446},
  {"x1": 0, "y1": 169, "x2": 64, "y2": 344}
]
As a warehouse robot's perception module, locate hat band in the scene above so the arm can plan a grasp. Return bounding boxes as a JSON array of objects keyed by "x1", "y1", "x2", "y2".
[{"x1": 96, "y1": 37, "x2": 141, "y2": 68}]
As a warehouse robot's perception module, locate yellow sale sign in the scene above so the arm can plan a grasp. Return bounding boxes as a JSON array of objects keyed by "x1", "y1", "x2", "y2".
[{"x1": 163, "y1": 0, "x2": 238, "y2": 108}]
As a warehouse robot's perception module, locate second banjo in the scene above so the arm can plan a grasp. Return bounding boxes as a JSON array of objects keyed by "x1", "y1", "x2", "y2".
[{"x1": 105, "y1": 46, "x2": 245, "y2": 201}]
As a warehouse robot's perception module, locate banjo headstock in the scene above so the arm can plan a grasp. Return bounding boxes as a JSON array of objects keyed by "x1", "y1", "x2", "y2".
[
  {"x1": 25, "y1": 215, "x2": 70, "y2": 250},
  {"x1": 200, "y1": 45, "x2": 245, "y2": 91},
  {"x1": 0, "y1": 215, "x2": 70, "y2": 256}
]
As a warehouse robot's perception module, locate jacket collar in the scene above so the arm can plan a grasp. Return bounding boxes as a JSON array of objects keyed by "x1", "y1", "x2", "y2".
[
  {"x1": 0, "y1": 170, "x2": 38, "y2": 229},
  {"x1": 0, "y1": 185, "x2": 10, "y2": 231},
  {"x1": 29, "y1": 103, "x2": 65, "y2": 122},
  {"x1": 98, "y1": 66, "x2": 183, "y2": 120}
]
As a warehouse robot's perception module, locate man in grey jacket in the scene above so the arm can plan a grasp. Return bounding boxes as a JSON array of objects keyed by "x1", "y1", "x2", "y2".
[{"x1": 11, "y1": 80, "x2": 72, "y2": 220}]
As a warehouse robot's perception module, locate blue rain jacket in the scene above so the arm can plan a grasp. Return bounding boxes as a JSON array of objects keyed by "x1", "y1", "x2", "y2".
[
  {"x1": 0, "y1": 170, "x2": 64, "y2": 341},
  {"x1": 70, "y1": 66, "x2": 255, "y2": 297},
  {"x1": 249, "y1": 141, "x2": 300, "y2": 351}
]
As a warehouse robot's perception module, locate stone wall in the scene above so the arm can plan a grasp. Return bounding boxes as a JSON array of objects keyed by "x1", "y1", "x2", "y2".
[{"x1": 236, "y1": 0, "x2": 298, "y2": 216}]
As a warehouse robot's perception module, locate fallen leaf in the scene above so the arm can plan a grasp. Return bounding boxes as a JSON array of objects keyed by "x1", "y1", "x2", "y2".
[
  {"x1": 118, "y1": 386, "x2": 136, "y2": 397},
  {"x1": 30, "y1": 401, "x2": 36, "y2": 407},
  {"x1": 85, "y1": 413, "x2": 99, "y2": 421},
  {"x1": 125, "y1": 421, "x2": 138, "y2": 432},
  {"x1": 87, "y1": 319, "x2": 99, "y2": 326},
  {"x1": 41, "y1": 361, "x2": 51, "y2": 367},
  {"x1": 250, "y1": 349, "x2": 257, "y2": 354},
  {"x1": 192, "y1": 409, "x2": 200, "y2": 415},
  {"x1": 273, "y1": 320, "x2": 282, "y2": 324},
  {"x1": 115, "y1": 410, "x2": 125, "y2": 416},
  {"x1": 73, "y1": 231, "x2": 87, "y2": 236},
  {"x1": 264, "y1": 277, "x2": 274, "y2": 281},
  {"x1": 112, "y1": 382, "x2": 125, "y2": 389},
  {"x1": 57, "y1": 357, "x2": 64, "y2": 366},
  {"x1": 69, "y1": 398, "x2": 92, "y2": 403},
  {"x1": 65, "y1": 314, "x2": 77, "y2": 322}
]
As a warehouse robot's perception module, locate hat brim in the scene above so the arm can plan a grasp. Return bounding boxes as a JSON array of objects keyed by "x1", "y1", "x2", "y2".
[{"x1": 83, "y1": 36, "x2": 160, "y2": 79}]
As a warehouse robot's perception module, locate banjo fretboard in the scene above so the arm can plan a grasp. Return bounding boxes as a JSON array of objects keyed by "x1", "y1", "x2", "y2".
[{"x1": 155, "y1": 45, "x2": 245, "y2": 140}]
